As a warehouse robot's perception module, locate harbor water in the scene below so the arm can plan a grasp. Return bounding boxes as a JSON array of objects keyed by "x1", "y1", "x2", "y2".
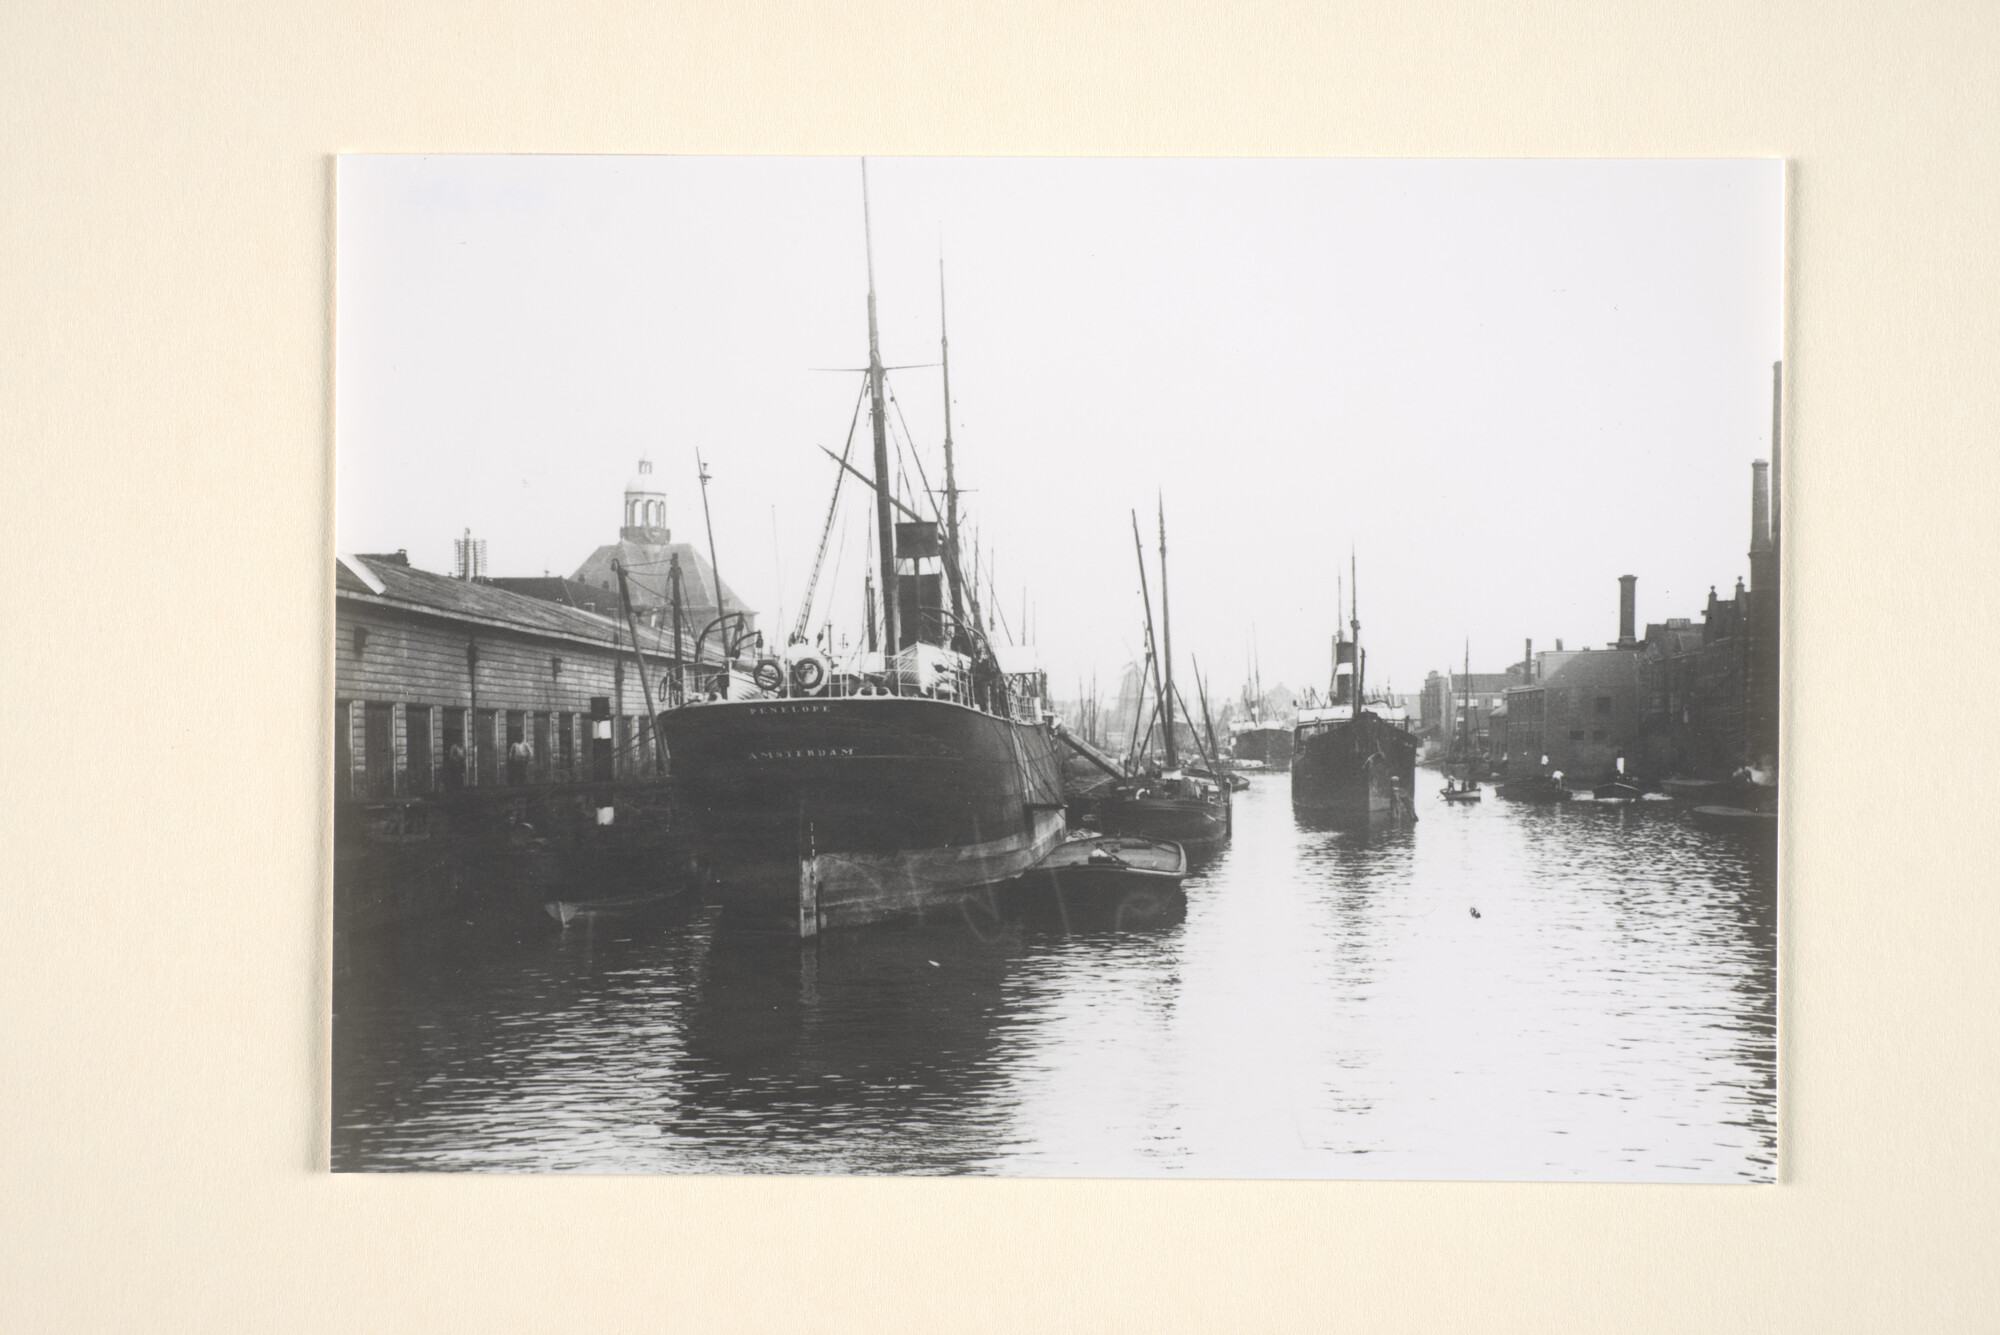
[{"x1": 331, "y1": 773, "x2": 1776, "y2": 1180}]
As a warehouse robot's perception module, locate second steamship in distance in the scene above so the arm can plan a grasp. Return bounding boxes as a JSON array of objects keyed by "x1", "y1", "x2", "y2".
[
  {"x1": 657, "y1": 164, "x2": 1067, "y2": 933},
  {"x1": 1228, "y1": 639, "x2": 1292, "y2": 771},
  {"x1": 1291, "y1": 560, "x2": 1419, "y2": 823}
]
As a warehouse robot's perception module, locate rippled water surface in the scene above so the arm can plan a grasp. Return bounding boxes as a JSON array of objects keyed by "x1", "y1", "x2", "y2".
[{"x1": 332, "y1": 774, "x2": 1777, "y2": 1179}]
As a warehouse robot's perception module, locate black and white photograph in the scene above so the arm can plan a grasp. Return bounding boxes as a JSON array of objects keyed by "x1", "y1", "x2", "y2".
[{"x1": 332, "y1": 155, "x2": 1782, "y2": 1178}]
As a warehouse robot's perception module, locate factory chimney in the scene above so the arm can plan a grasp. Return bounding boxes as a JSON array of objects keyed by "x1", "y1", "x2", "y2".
[
  {"x1": 1617, "y1": 575, "x2": 1637, "y2": 649},
  {"x1": 1750, "y1": 459, "x2": 1773, "y2": 556},
  {"x1": 1524, "y1": 637, "x2": 1533, "y2": 682}
]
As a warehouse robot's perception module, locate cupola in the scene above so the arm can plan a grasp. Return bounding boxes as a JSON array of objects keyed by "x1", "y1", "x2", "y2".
[{"x1": 621, "y1": 458, "x2": 670, "y2": 542}]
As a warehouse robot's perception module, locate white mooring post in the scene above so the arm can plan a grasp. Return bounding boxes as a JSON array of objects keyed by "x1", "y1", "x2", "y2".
[{"x1": 798, "y1": 823, "x2": 820, "y2": 939}]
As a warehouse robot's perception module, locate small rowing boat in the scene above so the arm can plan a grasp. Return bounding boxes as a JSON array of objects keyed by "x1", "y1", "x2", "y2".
[{"x1": 1441, "y1": 776, "x2": 1482, "y2": 803}]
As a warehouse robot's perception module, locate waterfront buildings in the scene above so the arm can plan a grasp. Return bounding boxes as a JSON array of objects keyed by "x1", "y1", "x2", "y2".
[
  {"x1": 334, "y1": 551, "x2": 703, "y2": 799},
  {"x1": 1494, "y1": 629, "x2": 1649, "y2": 782},
  {"x1": 1492, "y1": 439, "x2": 1781, "y2": 784},
  {"x1": 332, "y1": 461, "x2": 765, "y2": 801},
  {"x1": 1421, "y1": 669, "x2": 1524, "y2": 758}
]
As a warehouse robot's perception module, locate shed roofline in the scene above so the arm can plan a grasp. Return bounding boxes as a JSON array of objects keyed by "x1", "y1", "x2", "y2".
[
  {"x1": 336, "y1": 553, "x2": 386, "y2": 594},
  {"x1": 335, "y1": 587, "x2": 711, "y2": 663}
]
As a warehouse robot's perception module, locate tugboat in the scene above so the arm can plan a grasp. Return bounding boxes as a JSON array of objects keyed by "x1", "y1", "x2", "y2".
[
  {"x1": 1088, "y1": 502, "x2": 1233, "y2": 849},
  {"x1": 1440, "y1": 640, "x2": 1483, "y2": 804},
  {"x1": 1590, "y1": 757, "x2": 1644, "y2": 804},
  {"x1": 1291, "y1": 556, "x2": 1419, "y2": 824},
  {"x1": 659, "y1": 163, "x2": 1067, "y2": 934}
]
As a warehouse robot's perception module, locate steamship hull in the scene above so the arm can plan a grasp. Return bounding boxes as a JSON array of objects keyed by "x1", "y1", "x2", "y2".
[
  {"x1": 659, "y1": 696, "x2": 1067, "y2": 931},
  {"x1": 1290, "y1": 712, "x2": 1419, "y2": 822},
  {"x1": 1230, "y1": 725, "x2": 1293, "y2": 771}
]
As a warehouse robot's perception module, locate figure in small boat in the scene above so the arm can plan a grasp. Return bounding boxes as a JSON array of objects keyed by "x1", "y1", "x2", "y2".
[{"x1": 1440, "y1": 640, "x2": 1483, "y2": 804}]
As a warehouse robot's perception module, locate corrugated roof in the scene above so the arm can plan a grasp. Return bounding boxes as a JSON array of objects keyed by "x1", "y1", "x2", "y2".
[
  {"x1": 335, "y1": 556, "x2": 698, "y2": 658},
  {"x1": 487, "y1": 576, "x2": 622, "y2": 617}
]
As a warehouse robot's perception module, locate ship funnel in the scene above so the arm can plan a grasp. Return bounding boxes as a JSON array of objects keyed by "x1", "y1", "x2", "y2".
[{"x1": 1618, "y1": 575, "x2": 1637, "y2": 649}]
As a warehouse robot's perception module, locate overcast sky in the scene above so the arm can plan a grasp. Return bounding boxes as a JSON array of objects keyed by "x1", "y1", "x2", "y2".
[{"x1": 336, "y1": 155, "x2": 1783, "y2": 699}]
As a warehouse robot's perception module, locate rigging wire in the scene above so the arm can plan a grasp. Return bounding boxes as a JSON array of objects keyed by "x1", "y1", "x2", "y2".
[
  {"x1": 791, "y1": 378, "x2": 870, "y2": 642},
  {"x1": 988, "y1": 549, "x2": 1014, "y2": 645},
  {"x1": 821, "y1": 510, "x2": 851, "y2": 647},
  {"x1": 880, "y1": 372, "x2": 1004, "y2": 669}
]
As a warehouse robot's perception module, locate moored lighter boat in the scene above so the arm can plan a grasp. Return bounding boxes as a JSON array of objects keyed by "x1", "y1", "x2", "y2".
[
  {"x1": 1015, "y1": 832, "x2": 1189, "y2": 931},
  {"x1": 1495, "y1": 771, "x2": 1569, "y2": 802},
  {"x1": 1027, "y1": 832, "x2": 1187, "y2": 895},
  {"x1": 1688, "y1": 804, "x2": 1779, "y2": 834}
]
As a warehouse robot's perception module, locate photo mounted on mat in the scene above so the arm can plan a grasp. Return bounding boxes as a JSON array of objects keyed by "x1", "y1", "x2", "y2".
[{"x1": 332, "y1": 156, "x2": 1782, "y2": 1179}]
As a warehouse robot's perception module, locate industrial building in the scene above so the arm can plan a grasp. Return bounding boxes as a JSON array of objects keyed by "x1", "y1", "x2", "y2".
[
  {"x1": 334, "y1": 552, "x2": 696, "y2": 800},
  {"x1": 1494, "y1": 449, "x2": 1781, "y2": 784}
]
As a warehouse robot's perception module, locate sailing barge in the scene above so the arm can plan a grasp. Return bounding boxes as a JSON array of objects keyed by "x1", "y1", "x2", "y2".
[
  {"x1": 1085, "y1": 503, "x2": 1233, "y2": 849},
  {"x1": 659, "y1": 165, "x2": 1067, "y2": 933},
  {"x1": 1291, "y1": 560, "x2": 1418, "y2": 823},
  {"x1": 1440, "y1": 642, "x2": 1482, "y2": 803}
]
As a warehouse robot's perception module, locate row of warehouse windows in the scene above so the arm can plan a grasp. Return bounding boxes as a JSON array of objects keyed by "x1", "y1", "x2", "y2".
[{"x1": 334, "y1": 698, "x2": 661, "y2": 799}]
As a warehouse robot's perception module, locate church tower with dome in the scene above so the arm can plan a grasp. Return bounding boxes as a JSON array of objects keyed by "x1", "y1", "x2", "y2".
[
  {"x1": 567, "y1": 457, "x2": 756, "y2": 638},
  {"x1": 621, "y1": 459, "x2": 671, "y2": 543}
]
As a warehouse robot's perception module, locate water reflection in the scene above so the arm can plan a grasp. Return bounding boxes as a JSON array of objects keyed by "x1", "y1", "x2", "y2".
[
  {"x1": 665, "y1": 922, "x2": 1026, "y2": 1173},
  {"x1": 332, "y1": 774, "x2": 1776, "y2": 1179}
]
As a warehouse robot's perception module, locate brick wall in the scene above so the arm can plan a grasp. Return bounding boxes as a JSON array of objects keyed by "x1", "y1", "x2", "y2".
[{"x1": 1498, "y1": 651, "x2": 1648, "y2": 781}]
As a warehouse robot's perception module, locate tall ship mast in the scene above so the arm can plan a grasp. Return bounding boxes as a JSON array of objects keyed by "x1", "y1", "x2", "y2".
[
  {"x1": 1085, "y1": 500, "x2": 1232, "y2": 849},
  {"x1": 1290, "y1": 551, "x2": 1419, "y2": 823},
  {"x1": 658, "y1": 162, "x2": 1067, "y2": 933},
  {"x1": 1439, "y1": 639, "x2": 1483, "y2": 802}
]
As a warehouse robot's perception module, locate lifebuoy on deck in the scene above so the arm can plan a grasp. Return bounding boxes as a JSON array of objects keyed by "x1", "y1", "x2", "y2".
[
  {"x1": 752, "y1": 658, "x2": 786, "y2": 693},
  {"x1": 790, "y1": 653, "x2": 830, "y2": 696}
]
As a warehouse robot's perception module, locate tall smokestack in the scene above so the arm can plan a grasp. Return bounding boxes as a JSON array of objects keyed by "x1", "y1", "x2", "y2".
[
  {"x1": 1750, "y1": 459, "x2": 1772, "y2": 555},
  {"x1": 1770, "y1": 360, "x2": 1782, "y2": 545},
  {"x1": 1618, "y1": 575, "x2": 1637, "y2": 649},
  {"x1": 1524, "y1": 638, "x2": 1533, "y2": 681}
]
